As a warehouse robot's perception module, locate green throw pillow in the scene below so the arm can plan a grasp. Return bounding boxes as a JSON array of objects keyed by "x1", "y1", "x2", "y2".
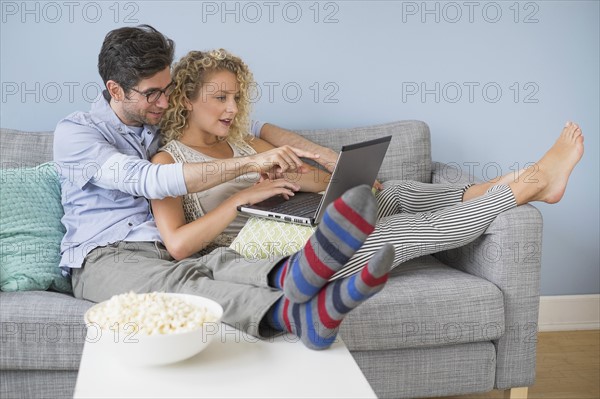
[
  {"x1": 230, "y1": 217, "x2": 316, "y2": 259},
  {"x1": 0, "y1": 162, "x2": 72, "y2": 293}
]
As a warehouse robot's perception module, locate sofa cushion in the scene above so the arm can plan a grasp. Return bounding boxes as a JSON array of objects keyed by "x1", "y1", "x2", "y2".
[
  {"x1": 230, "y1": 217, "x2": 315, "y2": 259},
  {"x1": 340, "y1": 255, "x2": 505, "y2": 351},
  {"x1": 0, "y1": 129, "x2": 54, "y2": 168},
  {"x1": 0, "y1": 291, "x2": 94, "y2": 370},
  {"x1": 0, "y1": 163, "x2": 71, "y2": 293}
]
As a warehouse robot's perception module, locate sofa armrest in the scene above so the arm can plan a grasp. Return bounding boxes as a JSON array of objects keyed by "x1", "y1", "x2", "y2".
[{"x1": 432, "y1": 162, "x2": 542, "y2": 389}]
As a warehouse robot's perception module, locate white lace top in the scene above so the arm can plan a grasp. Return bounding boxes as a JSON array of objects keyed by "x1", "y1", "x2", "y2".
[{"x1": 159, "y1": 139, "x2": 260, "y2": 249}]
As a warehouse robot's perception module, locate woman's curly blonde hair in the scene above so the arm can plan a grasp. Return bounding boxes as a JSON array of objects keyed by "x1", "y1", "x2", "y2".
[{"x1": 160, "y1": 49, "x2": 255, "y2": 146}]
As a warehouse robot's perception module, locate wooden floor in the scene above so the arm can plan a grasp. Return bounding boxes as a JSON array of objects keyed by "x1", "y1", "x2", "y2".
[{"x1": 433, "y1": 330, "x2": 600, "y2": 399}]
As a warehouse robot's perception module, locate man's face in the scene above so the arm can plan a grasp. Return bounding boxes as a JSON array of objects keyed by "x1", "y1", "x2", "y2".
[{"x1": 118, "y1": 67, "x2": 172, "y2": 126}]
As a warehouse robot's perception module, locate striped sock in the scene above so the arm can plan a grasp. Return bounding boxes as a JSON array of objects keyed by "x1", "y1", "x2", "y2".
[
  {"x1": 268, "y1": 243, "x2": 394, "y2": 350},
  {"x1": 270, "y1": 185, "x2": 377, "y2": 303}
]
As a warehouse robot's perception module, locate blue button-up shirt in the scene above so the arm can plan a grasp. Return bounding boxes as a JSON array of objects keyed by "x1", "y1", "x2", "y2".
[{"x1": 53, "y1": 94, "x2": 189, "y2": 271}]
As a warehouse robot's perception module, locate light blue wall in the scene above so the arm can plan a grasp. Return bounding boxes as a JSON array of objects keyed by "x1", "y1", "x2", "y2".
[{"x1": 1, "y1": 1, "x2": 598, "y2": 295}]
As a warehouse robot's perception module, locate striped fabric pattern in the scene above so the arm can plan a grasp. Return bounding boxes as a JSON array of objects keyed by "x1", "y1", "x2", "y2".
[{"x1": 330, "y1": 181, "x2": 517, "y2": 280}]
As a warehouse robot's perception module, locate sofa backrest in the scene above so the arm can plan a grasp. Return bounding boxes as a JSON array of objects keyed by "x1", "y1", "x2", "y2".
[
  {"x1": 0, "y1": 129, "x2": 54, "y2": 168},
  {"x1": 296, "y1": 120, "x2": 431, "y2": 183},
  {"x1": 0, "y1": 120, "x2": 432, "y2": 182}
]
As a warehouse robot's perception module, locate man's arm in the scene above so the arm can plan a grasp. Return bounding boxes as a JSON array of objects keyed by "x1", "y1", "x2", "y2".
[
  {"x1": 54, "y1": 120, "x2": 316, "y2": 200},
  {"x1": 257, "y1": 122, "x2": 384, "y2": 190},
  {"x1": 258, "y1": 123, "x2": 339, "y2": 172},
  {"x1": 95, "y1": 145, "x2": 318, "y2": 198},
  {"x1": 181, "y1": 145, "x2": 316, "y2": 193}
]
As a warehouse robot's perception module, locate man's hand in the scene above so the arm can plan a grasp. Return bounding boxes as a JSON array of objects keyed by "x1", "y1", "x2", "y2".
[
  {"x1": 257, "y1": 123, "x2": 384, "y2": 190},
  {"x1": 249, "y1": 145, "x2": 319, "y2": 178}
]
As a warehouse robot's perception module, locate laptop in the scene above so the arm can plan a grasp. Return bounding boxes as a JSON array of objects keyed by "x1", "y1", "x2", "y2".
[{"x1": 237, "y1": 135, "x2": 392, "y2": 226}]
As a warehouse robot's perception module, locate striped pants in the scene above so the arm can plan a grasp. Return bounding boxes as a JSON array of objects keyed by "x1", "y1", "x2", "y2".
[{"x1": 331, "y1": 181, "x2": 517, "y2": 279}]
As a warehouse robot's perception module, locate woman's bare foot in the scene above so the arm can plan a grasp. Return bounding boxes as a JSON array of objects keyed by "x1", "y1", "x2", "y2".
[{"x1": 511, "y1": 121, "x2": 584, "y2": 205}]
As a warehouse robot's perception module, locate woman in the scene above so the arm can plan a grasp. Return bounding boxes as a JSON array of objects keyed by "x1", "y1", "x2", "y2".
[
  {"x1": 152, "y1": 49, "x2": 584, "y2": 281},
  {"x1": 152, "y1": 49, "x2": 328, "y2": 259}
]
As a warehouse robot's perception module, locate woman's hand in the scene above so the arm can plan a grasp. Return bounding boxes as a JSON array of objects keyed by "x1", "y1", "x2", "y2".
[{"x1": 234, "y1": 178, "x2": 301, "y2": 205}]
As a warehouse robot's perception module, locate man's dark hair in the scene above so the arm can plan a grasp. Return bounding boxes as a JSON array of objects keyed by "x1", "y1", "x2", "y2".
[{"x1": 98, "y1": 24, "x2": 175, "y2": 91}]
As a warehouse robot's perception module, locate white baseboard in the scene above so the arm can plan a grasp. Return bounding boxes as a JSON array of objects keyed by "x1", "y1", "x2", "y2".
[{"x1": 538, "y1": 294, "x2": 600, "y2": 331}]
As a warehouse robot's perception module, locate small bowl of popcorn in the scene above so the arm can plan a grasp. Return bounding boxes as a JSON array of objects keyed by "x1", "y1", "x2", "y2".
[{"x1": 84, "y1": 292, "x2": 223, "y2": 366}]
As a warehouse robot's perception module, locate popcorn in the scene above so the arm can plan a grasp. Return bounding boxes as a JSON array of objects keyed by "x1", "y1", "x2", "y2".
[{"x1": 86, "y1": 292, "x2": 218, "y2": 335}]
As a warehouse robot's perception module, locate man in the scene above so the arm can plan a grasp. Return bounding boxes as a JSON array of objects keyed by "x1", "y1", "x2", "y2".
[{"x1": 53, "y1": 24, "x2": 393, "y2": 350}]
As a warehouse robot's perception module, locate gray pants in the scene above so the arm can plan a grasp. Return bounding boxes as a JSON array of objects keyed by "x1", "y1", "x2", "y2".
[{"x1": 72, "y1": 242, "x2": 285, "y2": 337}]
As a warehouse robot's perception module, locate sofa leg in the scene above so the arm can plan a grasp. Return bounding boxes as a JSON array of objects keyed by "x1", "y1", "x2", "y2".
[{"x1": 504, "y1": 387, "x2": 528, "y2": 399}]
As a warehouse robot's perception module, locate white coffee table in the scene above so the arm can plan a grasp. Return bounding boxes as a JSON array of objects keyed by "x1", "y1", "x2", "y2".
[{"x1": 73, "y1": 323, "x2": 376, "y2": 398}]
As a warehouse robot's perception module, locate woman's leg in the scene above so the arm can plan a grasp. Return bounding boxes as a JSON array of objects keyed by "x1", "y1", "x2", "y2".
[
  {"x1": 333, "y1": 184, "x2": 517, "y2": 279},
  {"x1": 375, "y1": 181, "x2": 470, "y2": 219},
  {"x1": 506, "y1": 121, "x2": 584, "y2": 205},
  {"x1": 333, "y1": 121, "x2": 584, "y2": 279},
  {"x1": 463, "y1": 122, "x2": 584, "y2": 204}
]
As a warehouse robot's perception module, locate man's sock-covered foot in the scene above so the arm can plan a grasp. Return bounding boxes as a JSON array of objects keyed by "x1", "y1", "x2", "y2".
[
  {"x1": 267, "y1": 243, "x2": 394, "y2": 350},
  {"x1": 270, "y1": 185, "x2": 377, "y2": 303}
]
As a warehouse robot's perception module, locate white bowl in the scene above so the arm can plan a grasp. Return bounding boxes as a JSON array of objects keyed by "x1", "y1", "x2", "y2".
[{"x1": 84, "y1": 293, "x2": 223, "y2": 366}]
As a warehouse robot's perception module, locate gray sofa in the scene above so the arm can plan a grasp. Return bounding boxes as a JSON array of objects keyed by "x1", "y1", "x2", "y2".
[{"x1": 0, "y1": 121, "x2": 541, "y2": 399}]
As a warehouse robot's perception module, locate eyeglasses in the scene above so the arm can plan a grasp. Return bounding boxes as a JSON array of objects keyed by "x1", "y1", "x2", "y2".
[{"x1": 128, "y1": 81, "x2": 175, "y2": 103}]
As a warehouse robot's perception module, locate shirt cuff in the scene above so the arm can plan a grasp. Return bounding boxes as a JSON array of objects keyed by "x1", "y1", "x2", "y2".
[
  {"x1": 250, "y1": 120, "x2": 266, "y2": 138},
  {"x1": 172, "y1": 162, "x2": 188, "y2": 195}
]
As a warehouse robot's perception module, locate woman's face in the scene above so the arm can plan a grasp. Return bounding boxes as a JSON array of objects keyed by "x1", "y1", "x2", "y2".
[{"x1": 186, "y1": 69, "x2": 239, "y2": 140}]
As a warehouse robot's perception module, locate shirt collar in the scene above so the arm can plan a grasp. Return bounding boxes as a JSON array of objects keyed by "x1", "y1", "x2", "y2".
[{"x1": 90, "y1": 91, "x2": 160, "y2": 136}]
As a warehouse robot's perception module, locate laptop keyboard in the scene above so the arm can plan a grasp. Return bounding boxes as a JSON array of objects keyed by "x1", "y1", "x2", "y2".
[{"x1": 269, "y1": 192, "x2": 322, "y2": 216}]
